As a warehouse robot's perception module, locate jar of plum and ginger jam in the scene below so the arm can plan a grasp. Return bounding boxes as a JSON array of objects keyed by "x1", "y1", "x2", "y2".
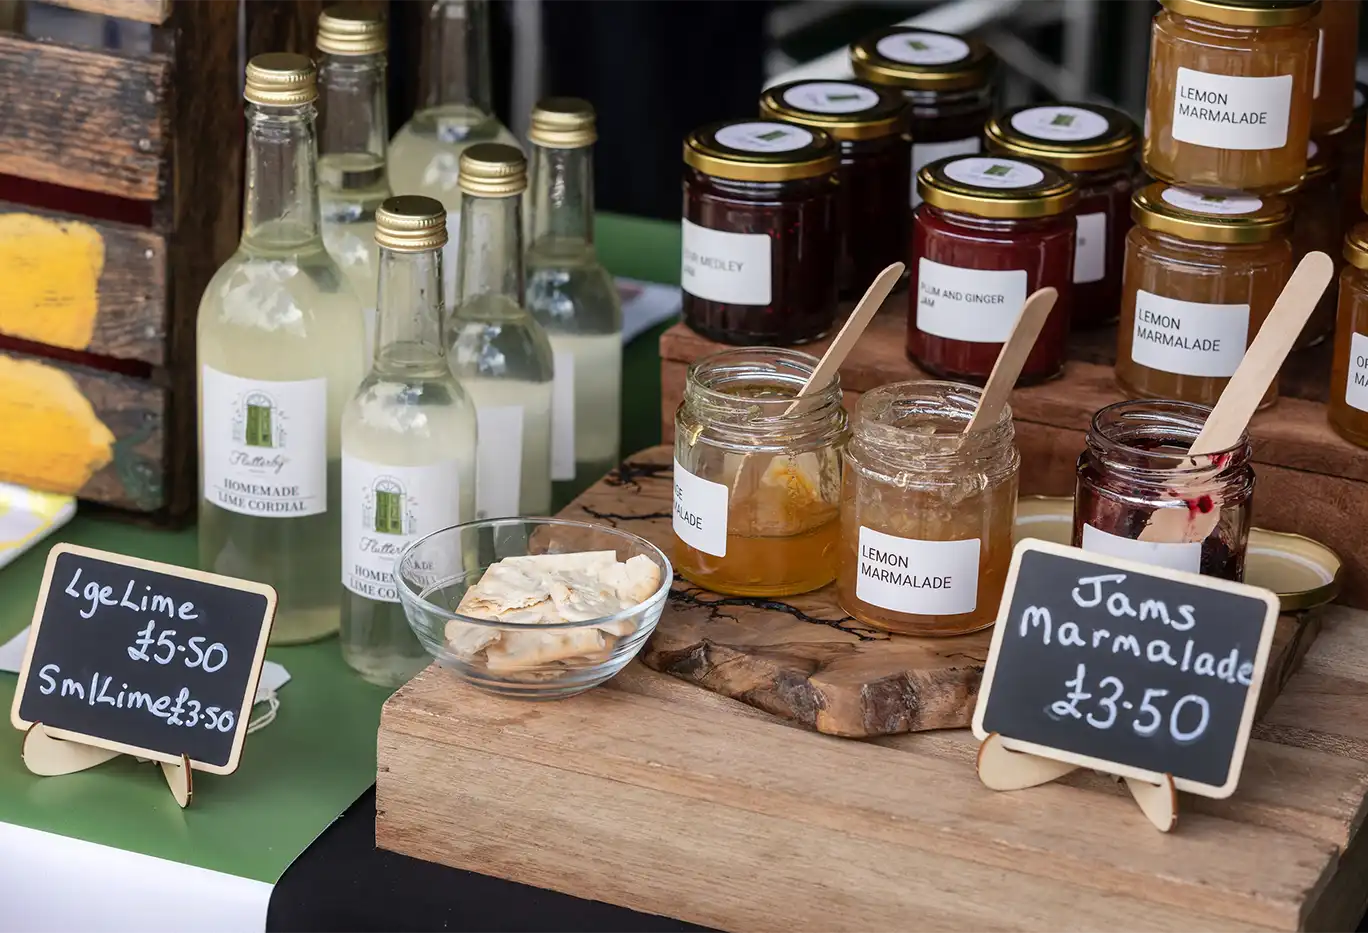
[
  {"x1": 673, "y1": 348, "x2": 848, "y2": 598},
  {"x1": 760, "y1": 80, "x2": 910, "y2": 297},
  {"x1": 681, "y1": 120, "x2": 839, "y2": 345},
  {"x1": 1073, "y1": 399, "x2": 1255, "y2": 581},
  {"x1": 1328, "y1": 224, "x2": 1368, "y2": 447},
  {"x1": 837, "y1": 381, "x2": 1019, "y2": 637},
  {"x1": 909, "y1": 155, "x2": 1078, "y2": 383},
  {"x1": 1144, "y1": 0, "x2": 1318, "y2": 193}
]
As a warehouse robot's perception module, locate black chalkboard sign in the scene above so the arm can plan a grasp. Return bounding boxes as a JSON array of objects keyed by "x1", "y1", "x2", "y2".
[
  {"x1": 9, "y1": 544, "x2": 276, "y2": 774},
  {"x1": 972, "y1": 539, "x2": 1278, "y2": 798}
]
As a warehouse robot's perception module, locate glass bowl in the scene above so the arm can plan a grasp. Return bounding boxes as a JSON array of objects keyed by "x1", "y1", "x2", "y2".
[{"x1": 395, "y1": 518, "x2": 672, "y2": 699}]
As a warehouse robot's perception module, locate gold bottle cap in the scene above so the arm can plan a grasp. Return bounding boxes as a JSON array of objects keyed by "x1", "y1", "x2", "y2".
[
  {"x1": 244, "y1": 53, "x2": 317, "y2": 106},
  {"x1": 317, "y1": 4, "x2": 386, "y2": 56},
  {"x1": 984, "y1": 103, "x2": 1139, "y2": 173},
  {"x1": 1132, "y1": 183, "x2": 1291, "y2": 244},
  {"x1": 916, "y1": 155, "x2": 1077, "y2": 219},
  {"x1": 849, "y1": 27, "x2": 995, "y2": 92},
  {"x1": 528, "y1": 97, "x2": 597, "y2": 148},
  {"x1": 1344, "y1": 222, "x2": 1368, "y2": 270},
  {"x1": 1160, "y1": 0, "x2": 1320, "y2": 27},
  {"x1": 458, "y1": 143, "x2": 527, "y2": 197},
  {"x1": 758, "y1": 80, "x2": 908, "y2": 142},
  {"x1": 684, "y1": 120, "x2": 838, "y2": 183},
  {"x1": 375, "y1": 195, "x2": 447, "y2": 252}
]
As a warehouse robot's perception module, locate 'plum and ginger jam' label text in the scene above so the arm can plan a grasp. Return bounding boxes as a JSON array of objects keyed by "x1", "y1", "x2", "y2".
[
  {"x1": 1081, "y1": 524, "x2": 1202, "y2": 574},
  {"x1": 916, "y1": 258, "x2": 1027, "y2": 343},
  {"x1": 1344, "y1": 332, "x2": 1368, "y2": 412},
  {"x1": 1171, "y1": 68, "x2": 1293, "y2": 151},
  {"x1": 673, "y1": 459, "x2": 728, "y2": 557},
  {"x1": 681, "y1": 219, "x2": 772, "y2": 306},
  {"x1": 1130, "y1": 290, "x2": 1250, "y2": 378},
  {"x1": 856, "y1": 527, "x2": 980, "y2": 615}
]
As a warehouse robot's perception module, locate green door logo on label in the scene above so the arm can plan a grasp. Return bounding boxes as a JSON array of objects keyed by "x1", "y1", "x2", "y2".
[
  {"x1": 372, "y1": 480, "x2": 406, "y2": 535},
  {"x1": 244, "y1": 394, "x2": 274, "y2": 448}
]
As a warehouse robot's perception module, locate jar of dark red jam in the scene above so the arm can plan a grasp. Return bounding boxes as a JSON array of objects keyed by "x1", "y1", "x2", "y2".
[
  {"x1": 850, "y1": 27, "x2": 996, "y2": 209},
  {"x1": 908, "y1": 154, "x2": 1078, "y2": 383},
  {"x1": 760, "y1": 80, "x2": 910, "y2": 297},
  {"x1": 1073, "y1": 399, "x2": 1254, "y2": 582},
  {"x1": 985, "y1": 103, "x2": 1140, "y2": 328},
  {"x1": 681, "y1": 120, "x2": 839, "y2": 345}
]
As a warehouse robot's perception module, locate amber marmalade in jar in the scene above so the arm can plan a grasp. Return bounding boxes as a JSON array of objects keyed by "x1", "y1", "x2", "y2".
[
  {"x1": 682, "y1": 120, "x2": 839, "y2": 345},
  {"x1": 673, "y1": 348, "x2": 847, "y2": 597},
  {"x1": 1144, "y1": 0, "x2": 1319, "y2": 193},
  {"x1": 838, "y1": 381, "x2": 1019, "y2": 637},
  {"x1": 1328, "y1": 223, "x2": 1368, "y2": 446}
]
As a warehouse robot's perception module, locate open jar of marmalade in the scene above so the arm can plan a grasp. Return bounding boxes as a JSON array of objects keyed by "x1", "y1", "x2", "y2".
[
  {"x1": 673, "y1": 348, "x2": 847, "y2": 597},
  {"x1": 1328, "y1": 224, "x2": 1368, "y2": 447}
]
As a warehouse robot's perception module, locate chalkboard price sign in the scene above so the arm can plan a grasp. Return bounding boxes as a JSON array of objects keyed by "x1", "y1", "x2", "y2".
[
  {"x1": 972, "y1": 539, "x2": 1279, "y2": 798},
  {"x1": 9, "y1": 544, "x2": 276, "y2": 775}
]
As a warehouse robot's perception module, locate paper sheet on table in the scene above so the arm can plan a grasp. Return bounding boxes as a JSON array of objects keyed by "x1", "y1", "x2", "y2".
[
  {"x1": 616, "y1": 277, "x2": 681, "y2": 344},
  {"x1": 0, "y1": 483, "x2": 76, "y2": 573}
]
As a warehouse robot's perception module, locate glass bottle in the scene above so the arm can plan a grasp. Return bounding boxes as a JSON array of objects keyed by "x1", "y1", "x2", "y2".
[
  {"x1": 525, "y1": 98, "x2": 623, "y2": 501},
  {"x1": 1328, "y1": 223, "x2": 1368, "y2": 446},
  {"x1": 317, "y1": 5, "x2": 391, "y2": 358},
  {"x1": 340, "y1": 197, "x2": 477, "y2": 685},
  {"x1": 448, "y1": 144, "x2": 554, "y2": 518},
  {"x1": 197, "y1": 55, "x2": 367, "y2": 644}
]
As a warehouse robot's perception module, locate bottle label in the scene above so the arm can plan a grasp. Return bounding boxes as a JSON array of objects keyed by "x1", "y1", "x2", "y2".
[
  {"x1": 475, "y1": 404, "x2": 524, "y2": 519},
  {"x1": 443, "y1": 209, "x2": 461, "y2": 310},
  {"x1": 1160, "y1": 188, "x2": 1263, "y2": 215},
  {"x1": 910, "y1": 137, "x2": 981, "y2": 207},
  {"x1": 551, "y1": 347, "x2": 576, "y2": 481},
  {"x1": 1315, "y1": 28, "x2": 1324, "y2": 99},
  {"x1": 681, "y1": 219, "x2": 772, "y2": 305},
  {"x1": 1171, "y1": 67, "x2": 1293, "y2": 151},
  {"x1": 1074, "y1": 211, "x2": 1107, "y2": 285},
  {"x1": 875, "y1": 31, "x2": 970, "y2": 66},
  {"x1": 1130, "y1": 290, "x2": 1249, "y2": 378},
  {"x1": 201, "y1": 367, "x2": 328, "y2": 518},
  {"x1": 782, "y1": 81, "x2": 881, "y2": 114},
  {"x1": 915, "y1": 258, "x2": 1027, "y2": 343},
  {"x1": 1344, "y1": 332, "x2": 1368, "y2": 412},
  {"x1": 855, "y1": 526, "x2": 980, "y2": 616},
  {"x1": 714, "y1": 122, "x2": 813, "y2": 153},
  {"x1": 1009, "y1": 105, "x2": 1110, "y2": 141},
  {"x1": 341, "y1": 456, "x2": 462, "y2": 603},
  {"x1": 942, "y1": 157, "x2": 1045, "y2": 189},
  {"x1": 673, "y1": 458, "x2": 728, "y2": 557},
  {"x1": 1081, "y1": 524, "x2": 1201, "y2": 574}
]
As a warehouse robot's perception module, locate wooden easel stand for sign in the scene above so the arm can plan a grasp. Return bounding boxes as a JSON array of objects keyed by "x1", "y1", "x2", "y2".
[{"x1": 22, "y1": 723, "x2": 192, "y2": 807}]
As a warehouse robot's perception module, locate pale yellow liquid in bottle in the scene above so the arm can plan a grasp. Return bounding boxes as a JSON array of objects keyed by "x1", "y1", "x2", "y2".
[{"x1": 320, "y1": 152, "x2": 387, "y2": 348}]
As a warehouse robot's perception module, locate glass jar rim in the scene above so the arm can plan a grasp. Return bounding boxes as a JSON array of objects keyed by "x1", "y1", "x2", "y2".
[
  {"x1": 759, "y1": 80, "x2": 908, "y2": 142},
  {"x1": 684, "y1": 347, "x2": 842, "y2": 422},
  {"x1": 984, "y1": 103, "x2": 1139, "y2": 172},
  {"x1": 853, "y1": 380, "x2": 1014, "y2": 462},
  {"x1": 1087, "y1": 399, "x2": 1250, "y2": 473}
]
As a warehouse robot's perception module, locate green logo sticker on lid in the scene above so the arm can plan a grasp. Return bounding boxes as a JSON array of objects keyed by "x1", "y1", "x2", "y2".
[
  {"x1": 984, "y1": 163, "x2": 1013, "y2": 177},
  {"x1": 1050, "y1": 113, "x2": 1076, "y2": 127},
  {"x1": 756, "y1": 129, "x2": 787, "y2": 142}
]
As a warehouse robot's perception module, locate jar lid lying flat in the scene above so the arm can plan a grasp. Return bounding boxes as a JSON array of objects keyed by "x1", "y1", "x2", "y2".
[
  {"x1": 1132, "y1": 183, "x2": 1292, "y2": 244},
  {"x1": 1160, "y1": 0, "x2": 1320, "y2": 27},
  {"x1": 759, "y1": 80, "x2": 907, "y2": 141},
  {"x1": 1344, "y1": 222, "x2": 1368, "y2": 269},
  {"x1": 849, "y1": 27, "x2": 995, "y2": 92},
  {"x1": 984, "y1": 103, "x2": 1139, "y2": 172},
  {"x1": 684, "y1": 120, "x2": 838, "y2": 183},
  {"x1": 917, "y1": 154, "x2": 1077, "y2": 219}
]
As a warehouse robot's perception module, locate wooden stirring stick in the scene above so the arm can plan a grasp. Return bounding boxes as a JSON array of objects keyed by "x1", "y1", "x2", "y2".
[{"x1": 963, "y1": 287, "x2": 1058, "y2": 435}]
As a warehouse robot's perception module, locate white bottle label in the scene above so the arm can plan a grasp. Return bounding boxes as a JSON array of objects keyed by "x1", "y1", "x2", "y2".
[
  {"x1": 1171, "y1": 67, "x2": 1293, "y2": 151},
  {"x1": 1314, "y1": 28, "x2": 1325, "y2": 99},
  {"x1": 916, "y1": 258, "x2": 1027, "y2": 343},
  {"x1": 1010, "y1": 105, "x2": 1110, "y2": 141},
  {"x1": 1074, "y1": 211, "x2": 1107, "y2": 285},
  {"x1": 201, "y1": 367, "x2": 327, "y2": 518},
  {"x1": 1344, "y1": 332, "x2": 1368, "y2": 412},
  {"x1": 673, "y1": 458, "x2": 728, "y2": 557},
  {"x1": 1081, "y1": 524, "x2": 1202, "y2": 574},
  {"x1": 551, "y1": 347, "x2": 576, "y2": 481},
  {"x1": 876, "y1": 31, "x2": 970, "y2": 66},
  {"x1": 910, "y1": 137, "x2": 980, "y2": 207},
  {"x1": 1130, "y1": 290, "x2": 1249, "y2": 378},
  {"x1": 341, "y1": 456, "x2": 462, "y2": 603},
  {"x1": 443, "y1": 209, "x2": 461, "y2": 310},
  {"x1": 681, "y1": 219, "x2": 771, "y2": 305},
  {"x1": 475, "y1": 404, "x2": 524, "y2": 519},
  {"x1": 855, "y1": 526, "x2": 979, "y2": 616}
]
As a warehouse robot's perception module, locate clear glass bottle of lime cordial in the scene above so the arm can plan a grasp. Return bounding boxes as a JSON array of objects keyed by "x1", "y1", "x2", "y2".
[
  {"x1": 525, "y1": 98, "x2": 623, "y2": 501},
  {"x1": 197, "y1": 54, "x2": 367, "y2": 645},
  {"x1": 448, "y1": 144, "x2": 555, "y2": 518},
  {"x1": 340, "y1": 197, "x2": 477, "y2": 686}
]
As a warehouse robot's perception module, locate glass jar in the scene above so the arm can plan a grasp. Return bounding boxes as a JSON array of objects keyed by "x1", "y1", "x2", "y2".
[
  {"x1": 1116, "y1": 184, "x2": 1293, "y2": 408},
  {"x1": 1073, "y1": 399, "x2": 1255, "y2": 582},
  {"x1": 1339, "y1": 84, "x2": 1365, "y2": 242},
  {"x1": 681, "y1": 120, "x2": 839, "y2": 345},
  {"x1": 837, "y1": 381, "x2": 1019, "y2": 637},
  {"x1": 1309, "y1": 0, "x2": 1359, "y2": 134},
  {"x1": 849, "y1": 27, "x2": 996, "y2": 209},
  {"x1": 1143, "y1": 0, "x2": 1319, "y2": 194},
  {"x1": 760, "y1": 80, "x2": 910, "y2": 297},
  {"x1": 985, "y1": 103, "x2": 1140, "y2": 328},
  {"x1": 1286, "y1": 140, "x2": 1340, "y2": 348},
  {"x1": 1328, "y1": 224, "x2": 1368, "y2": 446},
  {"x1": 673, "y1": 348, "x2": 848, "y2": 597},
  {"x1": 908, "y1": 155, "x2": 1078, "y2": 383}
]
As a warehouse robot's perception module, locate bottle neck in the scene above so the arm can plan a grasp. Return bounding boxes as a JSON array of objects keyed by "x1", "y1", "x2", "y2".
[
  {"x1": 318, "y1": 52, "x2": 389, "y2": 189},
  {"x1": 457, "y1": 192, "x2": 524, "y2": 308},
  {"x1": 528, "y1": 144, "x2": 595, "y2": 252},
  {"x1": 421, "y1": 0, "x2": 494, "y2": 114},
  {"x1": 242, "y1": 102, "x2": 322, "y2": 249},
  {"x1": 374, "y1": 247, "x2": 448, "y2": 378}
]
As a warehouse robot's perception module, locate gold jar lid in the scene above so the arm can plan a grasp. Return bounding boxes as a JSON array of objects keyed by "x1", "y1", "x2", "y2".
[
  {"x1": 1344, "y1": 223, "x2": 1368, "y2": 270},
  {"x1": 317, "y1": 5, "x2": 386, "y2": 55},
  {"x1": 528, "y1": 97, "x2": 596, "y2": 148},
  {"x1": 1132, "y1": 183, "x2": 1291, "y2": 244},
  {"x1": 1160, "y1": 0, "x2": 1320, "y2": 27},
  {"x1": 375, "y1": 195, "x2": 447, "y2": 252},
  {"x1": 244, "y1": 53, "x2": 317, "y2": 106},
  {"x1": 849, "y1": 27, "x2": 994, "y2": 92},
  {"x1": 984, "y1": 103, "x2": 1139, "y2": 172},
  {"x1": 684, "y1": 120, "x2": 838, "y2": 183},
  {"x1": 917, "y1": 155, "x2": 1077, "y2": 219},
  {"x1": 458, "y1": 143, "x2": 527, "y2": 197},
  {"x1": 758, "y1": 80, "x2": 907, "y2": 142}
]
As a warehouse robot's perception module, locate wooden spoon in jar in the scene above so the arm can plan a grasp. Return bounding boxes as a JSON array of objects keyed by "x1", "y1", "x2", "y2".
[{"x1": 963, "y1": 287, "x2": 1059, "y2": 435}]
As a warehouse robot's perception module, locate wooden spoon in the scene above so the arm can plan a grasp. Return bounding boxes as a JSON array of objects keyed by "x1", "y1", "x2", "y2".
[{"x1": 963, "y1": 287, "x2": 1059, "y2": 435}]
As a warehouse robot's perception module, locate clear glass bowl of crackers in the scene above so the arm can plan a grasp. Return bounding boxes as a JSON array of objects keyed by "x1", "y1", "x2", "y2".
[{"x1": 396, "y1": 518, "x2": 672, "y2": 698}]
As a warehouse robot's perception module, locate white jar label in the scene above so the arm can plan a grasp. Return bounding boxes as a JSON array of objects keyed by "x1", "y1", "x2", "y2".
[
  {"x1": 201, "y1": 367, "x2": 327, "y2": 518},
  {"x1": 942, "y1": 157, "x2": 1045, "y2": 189},
  {"x1": 714, "y1": 122, "x2": 813, "y2": 153},
  {"x1": 673, "y1": 458, "x2": 728, "y2": 557},
  {"x1": 1344, "y1": 332, "x2": 1368, "y2": 412},
  {"x1": 1160, "y1": 187, "x2": 1263, "y2": 215},
  {"x1": 681, "y1": 219, "x2": 772, "y2": 306},
  {"x1": 341, "y1": 456, "x2": 462, "y2": 603},
  {"x1": 876, "y1": 31, "x2": 970, "y2": 66},
  {"x1": 1010, "y1": 105, "x2": 1110, "y2": 141},
  {"x1": 1074, "y1": 211, "x2": 1107, "y2": 285},
  {"x1": 475, "y1": 404, "x2": 523, "y2": 519},
  {"x1": 1081, "y1": 524, "x2": 1202, "y2": 574},
  {"x1": 782, "y1": 81, "x2": 880, "y2": 114},
  {"x1": 855, "y1": 526, "x2": 980, "y2": 616},
  {"x1": 1315, "y1": 28, "x2": 1325, "y2": 99},
  {"x1": 916, "y1": 258, "x2": 1027, "y2": 343},
  {"x1": 910, "y1": 137, "x2": 980, "y2": 207},
  {"x1": 1130, "y1": 290, "x2": 1249, "y2": 378},
  {"x1": 444, "y1": 209, "x2": 461, "y2": 310},
  {"x1": 551, "y1": 348, "x2": 576, "y2": 481},
  {"x1": 1171, "y1": 67, "x2": 1294, "y2": 151}
]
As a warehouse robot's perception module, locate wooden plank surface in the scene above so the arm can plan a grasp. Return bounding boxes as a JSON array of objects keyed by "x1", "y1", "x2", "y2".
[{"x1": 33, "y1": 0, "x2": 171, "y2": 23}]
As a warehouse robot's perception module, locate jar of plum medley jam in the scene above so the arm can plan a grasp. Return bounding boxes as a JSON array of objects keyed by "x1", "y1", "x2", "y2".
[
  {"x1": 985, "y1": 103, "x2": 1139, "y2": 328},
  {"x1": 760, "y1": 79, "x2": 910, "y2": 297},
  {"x1": 681, "y1": 120, "x2": 839, "y2": 345},
  {"x1": 908, "y1": 155, "x2": 1078, "y2": 383},
  {"x1": 1073, "y1": 399, "x2": 1254, "y2": 582}
]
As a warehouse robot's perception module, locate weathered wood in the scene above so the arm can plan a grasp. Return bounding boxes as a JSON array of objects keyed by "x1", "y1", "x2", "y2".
[{"x1": 34, "y1": 0, "x2": 171, "y2": 23}]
